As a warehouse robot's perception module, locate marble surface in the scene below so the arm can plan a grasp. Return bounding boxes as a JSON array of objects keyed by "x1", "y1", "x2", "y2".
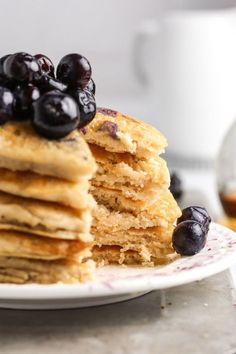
[{"x1": 0, "y1": 271, "x2": 236, "y2": 354}]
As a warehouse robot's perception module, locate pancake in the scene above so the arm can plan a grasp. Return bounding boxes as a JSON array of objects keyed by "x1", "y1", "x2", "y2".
[
  {"x1": 0, "y1": 224, "x2": 91, "y2": 242},
  {"x1": 89, "y1": 144, "x2": 170, "y2": 188},
  {"x1": 0, "y1": 230, "x2": 92, "y2": 261},
  {"x1": 0, "y1": 191, "x2": 93, "y2": 241},
  {"x1": 83, "y1": 108, "x2": 167, "y2": 158},
  {"x1": 93, "y1": 203, "x2": 178, "y2": 231},
  {"x1": 93, "y1": 245, "x2": 178, "y2": 266},
  {"x1": 92, "y1": 188, "x2": 181, "y2": 225},
  {"x1": 94, "y1": 225, "x2": 174, "y2": 262},
  {"x1": 0, "y1": 121, "x2": 96, "y2": 181},
  {"x1": 84, "y1": 109, "x2": 181, "y2": 268},
  {"x1": 0, "y1": 168, "x2": 91, "y2": 209},
  {"x1": 0, "y1": 257, "x2": 95, "y2": 284},
  {"x1": 92, "y1": 179, "x2": 165, "y2": 203},
  {"x1": 0, "y1": 115, "x2": 96, "y2": 285}
]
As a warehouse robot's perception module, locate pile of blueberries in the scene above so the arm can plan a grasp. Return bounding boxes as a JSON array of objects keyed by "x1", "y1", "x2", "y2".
[
  {"x1": 172, "y1": 206, "x2": 211, "y2": 256},
  {"x1": 0, "y1": 52, "x2": 96, "y2": 139}
]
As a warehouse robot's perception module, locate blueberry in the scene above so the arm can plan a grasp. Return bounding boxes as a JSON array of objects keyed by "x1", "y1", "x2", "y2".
[
  {"x1": 0, "y1": 55, "x2": 16, "y2": 90},
  {"x1": 170, "y1": 172, "x2": 183, "y2": 200},
  {"x1": 177, "y1": 206, "x2": 211, "y2": 232},
  {"x1": 56, "y1": 53, "x2": 92, "y2": 89},
  {"x1": 32, "y1": 91, "x2": 80, "y2": 139},
  {"x1": 0, "y1": 54, "x2": 10, "y2": 76},
  {"x1": 0, "y1": 86, "x2": 14, "y2": 124},
  {"x1": 70, "y1": 88, "x2": 96, "y2": 128},
  {"x1": 14, "y1": 84, "x2": 40, "y2": 120},
  {"x1": 0, "y1": 76, "x2": 16, "y2": 90},
  {"x1": 35, "y1": 74, "x2": 67, "y2": 93},
  {"x1": 4, "y1": 52, "x2": 41, "y2": 82},
  {"x1": 172, "y1": 220, "x2": 207, "y2": 256},
  {"x1": 85, "y1": 78, "x2": 96, "y2": 95},
  {"x1": 34, "y1": 54, "x2": 55, "y2": 77}
]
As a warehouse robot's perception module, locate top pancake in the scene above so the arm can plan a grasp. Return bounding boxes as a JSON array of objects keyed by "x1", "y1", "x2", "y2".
[
  {"x1": 0, "y1": 122, "x2": 96, "y2": 181},
  {"x1": 83, "y1": 108, "x2": 167, "y2": 158}
]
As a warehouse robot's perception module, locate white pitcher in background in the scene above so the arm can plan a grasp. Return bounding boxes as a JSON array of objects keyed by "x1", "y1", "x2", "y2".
[{"x1": 133, "y1": 9, "x2": 236, "y2": 165}]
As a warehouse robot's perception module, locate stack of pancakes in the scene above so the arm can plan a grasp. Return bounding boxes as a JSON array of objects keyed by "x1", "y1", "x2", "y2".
[
  {"x1": 83, "y1": 108, "x2": 181, "y2": 265},
  {"x1": 0, "y1": 122, "x2": 96, "y2": 283}
]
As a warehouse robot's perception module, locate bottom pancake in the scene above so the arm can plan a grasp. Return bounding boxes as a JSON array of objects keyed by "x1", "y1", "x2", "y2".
[
  {"x1": 93, "y1": 245, "x2": 178, "y2": 266},
  {"x1": 93, "y1": 225, "x2": 175, "y2": 262},
  {"x1": 0, "y1": 257, "x2": 95, "y2": 284},
  {"x1": 0, "y1": 230, "x2": 92, "y2": 261}
]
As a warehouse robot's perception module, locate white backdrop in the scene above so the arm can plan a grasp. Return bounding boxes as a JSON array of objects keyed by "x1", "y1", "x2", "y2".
[
  {"x1": 0, "y1": 0, "x2": 235, "y2": 99},
  {"x1": 0, "y1": 0, "x2": 236, "y2": 129}
]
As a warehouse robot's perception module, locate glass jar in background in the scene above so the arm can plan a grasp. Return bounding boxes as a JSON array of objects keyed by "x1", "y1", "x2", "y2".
[{"x1": 217, "y1": 118, "x2": 236, "y2": 230}]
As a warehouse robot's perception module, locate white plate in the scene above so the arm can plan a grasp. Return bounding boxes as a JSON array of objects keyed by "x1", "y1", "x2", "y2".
[{"x1": 0, "y1": 222, "x2": 236, "y2": 310}]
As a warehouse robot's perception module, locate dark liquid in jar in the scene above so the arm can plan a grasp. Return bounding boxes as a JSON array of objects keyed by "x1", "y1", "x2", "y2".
[{"x1": 219, "y1": 192, "x2": 236, "y2": 217}]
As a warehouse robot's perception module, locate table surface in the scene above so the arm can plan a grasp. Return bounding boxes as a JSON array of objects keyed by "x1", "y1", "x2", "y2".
[
  {"x1": 1, "y1": 169, "x2": 236, "y2": 354},
  {"x1": 0, "y1": 272, "x2": 236, "y2": 354}
]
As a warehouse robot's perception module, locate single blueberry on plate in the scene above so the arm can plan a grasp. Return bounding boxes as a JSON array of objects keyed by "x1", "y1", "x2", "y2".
[
  {"x1": 172, "y1": 220, "x2": 207, "y2": 256},
  {"x1": 177, "y1": 206, "x2": 211, "y2": 232}
]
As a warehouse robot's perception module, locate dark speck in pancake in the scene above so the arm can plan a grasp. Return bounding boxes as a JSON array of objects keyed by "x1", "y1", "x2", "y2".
[{"x1": 97, "y1": 121, "x2": 119, "y2": 139}]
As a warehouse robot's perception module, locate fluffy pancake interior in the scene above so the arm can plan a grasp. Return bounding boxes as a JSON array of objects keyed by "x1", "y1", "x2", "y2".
[
  {"x1": 93, "y1": 225, "x2": 175, "y2": 261},
  {"x1": 93, "y1": 245, "x2": 178, "y2": 266},
  {"x1": 89, "y1": 144, "x2": 170, "y2": 188},
  {"x1": 92, "y1": 189, "x2": 181, "y2": 226}
]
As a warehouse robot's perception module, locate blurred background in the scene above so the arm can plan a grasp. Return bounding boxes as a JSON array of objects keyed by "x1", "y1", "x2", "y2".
[{"x1": 1, "y1": 0, "x2": 236, "y2": 222}]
